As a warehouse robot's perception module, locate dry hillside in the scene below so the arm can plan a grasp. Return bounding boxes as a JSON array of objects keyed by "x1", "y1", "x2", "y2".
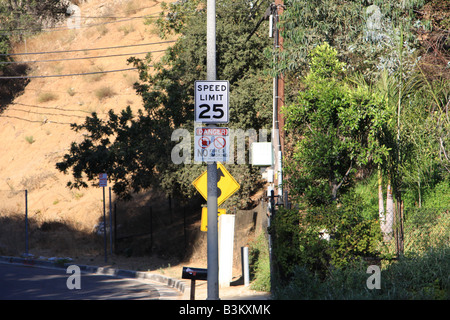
[{"x1": 0, "y1": 0, "x2": 176, "y2": 236}]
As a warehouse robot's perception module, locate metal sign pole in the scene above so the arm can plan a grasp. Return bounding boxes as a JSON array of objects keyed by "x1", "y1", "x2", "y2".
[
  {"x1": 25, "y1": 189, "x2": 28, "y2": 256},
  {"x1": 206, "y1": 0, "x2": 219, "y2": 300},
  {"x1": 103, "y1": 186, "x2": 107, "y2": 263},
  {"x1": 109, "y1": 187, "x2": 113, "y2": 255}
]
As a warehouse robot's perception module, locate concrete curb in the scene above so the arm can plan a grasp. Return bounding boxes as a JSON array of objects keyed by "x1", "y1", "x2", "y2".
[{"x1": 0, "y1": 255, "x2": 186, "y2": 294}]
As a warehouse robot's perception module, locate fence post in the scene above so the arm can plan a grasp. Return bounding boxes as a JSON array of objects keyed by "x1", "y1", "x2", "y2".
[
  {"x1": 150, "y1": 206, "x2": 153, "y2": 253},
  {"x1": 25, "y1": 189, "x2": 28, "y2": 256},
  {"x1": 183, "y1": 207, "x2": 187, "y2": 251},
  {"x1": 109, "y1": 187, "x2": 113, "y2": 255},
  {"x1": 395, "y1": 200, "x2": 404, "y2": 257},
  {"x1": 114, "y1": 203, "x2": 117, "y2": 254},
  {"x1": 103, "y1": 186, "x2": 107, "y2": 263},
  {"x1": 269, "y1": 190, "x2": 276, "y2": 292}
]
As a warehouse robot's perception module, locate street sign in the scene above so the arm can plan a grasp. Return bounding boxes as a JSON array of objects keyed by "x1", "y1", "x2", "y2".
[
  {"x1": 195, "y1": 80, "x2": 229, "y2": 123},
  {"x1": 194, "y1": 127, "x2": 230, "y2": 162},
  {"x1": 192, "y1": 162, "x2": 240, "y2": 206},
  {"x1": 99, "y1": 173, "x2": 107, "y2": 187},
  {"x1": 201, "y1": 207, "x2": 226, "y2": 232}
]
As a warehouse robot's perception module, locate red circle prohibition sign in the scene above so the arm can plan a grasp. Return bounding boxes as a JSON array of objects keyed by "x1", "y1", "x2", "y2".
[
  {"x1": 199, "y1": 137, "x2": 211, "y2": 149},
  {"x1": 213, "y1": 137, "x2": 226, "y2": 149}
]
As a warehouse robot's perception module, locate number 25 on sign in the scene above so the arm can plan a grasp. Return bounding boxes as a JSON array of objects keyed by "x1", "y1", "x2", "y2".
[{"x1": 195, "y1": 80, "x2": 229, "y2": 124}]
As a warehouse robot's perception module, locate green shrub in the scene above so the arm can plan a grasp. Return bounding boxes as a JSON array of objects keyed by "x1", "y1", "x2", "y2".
[
  {"x1": 25, "y1": 136, "x2": 35, "y2": 144},
  {"x1": 248, "y1": 233, "x2": 270, "y2": 292},
  {"x1": 381, "y1": 247, "x2": 449, "y2": 299},
  {"x1": 271, "y1": 194, "x2": 382, "y2": 285},
  {"x1": 275, "y1": 246, "x2": 449, "y2": 299}
]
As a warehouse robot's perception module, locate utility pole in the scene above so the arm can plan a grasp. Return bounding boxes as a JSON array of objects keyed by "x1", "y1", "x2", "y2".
[
  {"x1": 271, "y1": 1, "x2": 285, "y2": 200},
  {"x1": 275, "y1": 0, "x2": 285, "y2": 159},
  {"x1": 206, "y1": 0, "x2": 219, "y2": 300}
]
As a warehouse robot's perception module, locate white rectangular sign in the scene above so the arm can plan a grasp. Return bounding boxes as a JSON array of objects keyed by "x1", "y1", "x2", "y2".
[
  {"x1": 194, "y1": 127, "x2": 230, "y2": 162},
  {"x1": 99, "y1": 173, "x2": 107, "y2": 187},
  {"x1": 195, "y1": 80, "x2": 229, "y2": 124}
]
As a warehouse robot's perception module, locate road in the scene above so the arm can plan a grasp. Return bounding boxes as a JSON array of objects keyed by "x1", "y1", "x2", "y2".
[{"x1": 0, "y1": 263, "x2": 177, "y2": 300}]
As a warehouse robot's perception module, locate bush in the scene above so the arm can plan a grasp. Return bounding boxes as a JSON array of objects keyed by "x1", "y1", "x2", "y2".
[
  {"x1": 37, "y1": 92, "x2": 58, "y2": 103},
  {"x1": 271, "y1": 194, "x2": 382, "y2": 285},
  {"x1": 248, "y1": 233, "x2": 271, "y2": 292},
  {"x1": 381, "y1": 247, "x2": 449, "y2": 299},
  {"x1": 25, "y1": 136, "x2": 35, "y2": 144},
  {"x1": 95, "y1": 86, "x2": 115, "y2": 100},
  {"x1": 275, "y1": 246, "x2": 449, "y2": 299},
  {"x1": 271, "y1": 206, "x2": 329, "y2": 282}
]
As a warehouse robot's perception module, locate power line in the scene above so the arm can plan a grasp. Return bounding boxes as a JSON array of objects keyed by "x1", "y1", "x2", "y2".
[
  {"x1": 5, "y1": 3, "x2": 162, "y2": 21},
  {"x1": 0, "y1": 67, "x2": 142, "y2": 79},
  {"x1": 43, "y1": 13, "x2": 161, "y2": 32},
  {"x1": 0, "y1": 49, "x2": 165, "y2": 64},
  {"x1": 0, "y1": 114, "x2": 73, "y2": 125},
  {"x1": 0, "y1": 11, "x2": 163, "y2": 34},
  {"x1": 0, "y1": 40, "x2": 176, "y2": 56},
  {"x1": 6, "y1": 106, "x2": 86, "y2": 119},
  {"x1": 16, "y1": 88, "x2": 142, "y2": 96},
  {"x1": 11, "y1": 102, "x2": 92, "y2": 114}
]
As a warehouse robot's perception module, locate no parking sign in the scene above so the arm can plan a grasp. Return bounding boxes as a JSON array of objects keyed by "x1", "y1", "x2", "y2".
[{"x1": 194, "y1": 127, "x2": 229, "y2": 162}]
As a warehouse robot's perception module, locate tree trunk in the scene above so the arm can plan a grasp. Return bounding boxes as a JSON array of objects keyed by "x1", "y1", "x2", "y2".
[
  {"x1": 378, "y1": 167, "x2": 387, "y2": 238},
  {"x1": 384, "y1": 180, "x2": 394, "y2": 241}
]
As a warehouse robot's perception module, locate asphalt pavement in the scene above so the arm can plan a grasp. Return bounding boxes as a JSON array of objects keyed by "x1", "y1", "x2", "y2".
[
  {"x1": 0, "y1": 259, "x2": 183, "y2": 300},
  {"x1": 0, "y1": 256, "x2": 270, "y2": 301}
]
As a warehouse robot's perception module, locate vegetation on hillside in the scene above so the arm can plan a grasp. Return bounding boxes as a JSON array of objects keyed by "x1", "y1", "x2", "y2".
[
  {"x1": 0, "y1": 0, "x2": 68, "y2": 60},
  {"x1": 269, "y1": 0, "x2": 449, "y2": 298},
  {"x1": 0, "y1": 0, "x2": 69, "y2": 105}
]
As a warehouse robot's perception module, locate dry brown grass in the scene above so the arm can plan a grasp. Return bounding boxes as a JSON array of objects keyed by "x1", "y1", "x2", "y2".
[
  {"x1": 95, "y1": 86, "x2": 116, "y2": 100},
  {"x1": 37, "y1": 92, "x2": 58, "y2": 103}
]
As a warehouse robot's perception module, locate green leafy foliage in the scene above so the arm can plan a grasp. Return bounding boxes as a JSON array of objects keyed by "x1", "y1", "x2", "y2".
[
  {"x1": 278, "y1": 0, "x2": 428, "y2": 78},
  {"x1": 248, "y1": 233, "x2": 271, "y2": 292},
  {"x1": 284, "y1": 43, "x2": 390, "y2": 205},
  {"x1": 271, "y1": 195, "x2": 382, "y2": 285},
  {"x1": 274, "y1": 246, "x2": 449, "y2": 299}
]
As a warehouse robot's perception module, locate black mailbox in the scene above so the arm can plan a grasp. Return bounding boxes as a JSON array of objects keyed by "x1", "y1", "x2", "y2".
[{"x1": 182, "y1": 267, "x2": 208, "y2": 281}]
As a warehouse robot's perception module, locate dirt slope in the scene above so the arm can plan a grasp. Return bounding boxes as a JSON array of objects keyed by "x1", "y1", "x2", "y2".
[{"x1": 0, "y1": 0, "x2": 175, "y2": 233}]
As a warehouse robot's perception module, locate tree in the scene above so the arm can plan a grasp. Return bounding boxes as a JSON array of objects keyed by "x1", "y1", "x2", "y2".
[
  {"x1": 283, "y1": 43, "x2": 389, "y2": 206},
  {"x1": 275, "y1": 0, "x2": 432, "y2": 112},
  {"x1": 1, "y1": 0, "x2": 69, "y2": 105}
]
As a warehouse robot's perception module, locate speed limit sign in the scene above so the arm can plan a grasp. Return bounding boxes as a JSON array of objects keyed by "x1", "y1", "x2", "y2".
[{"x1": 195, "y1": 80, "x2": 229, "y2": 124}]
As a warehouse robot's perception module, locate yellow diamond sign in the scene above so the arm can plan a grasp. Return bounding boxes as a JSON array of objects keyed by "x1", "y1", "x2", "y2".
[{"x1": 192, "y1": 162, "x2": 240, "y2": 206}]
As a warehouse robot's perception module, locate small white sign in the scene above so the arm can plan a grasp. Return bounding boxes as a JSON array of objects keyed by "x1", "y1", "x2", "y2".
[
  {"x1": 195, "y1": 80, "x2": 229, "y2": 124},
  {"x1": 194, "y1": 127, "x2": 229, "y2": 162},
  {"x1": 99, "y1": 173, "x2": 107, "y2": 187},
  {"x1": 251, "y1": 142, "x2": 273, "y2": 166}
]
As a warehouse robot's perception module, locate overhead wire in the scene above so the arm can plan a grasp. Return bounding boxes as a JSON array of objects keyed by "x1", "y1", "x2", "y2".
[
  {"x1": 0, "y1": 1, "x2": 167, "y2": 123},
  {"x1": 11, "y1": 102, "x2": 92, "y2": 114},
  {"x1": 0, "y1": 39, "x2": 169, "y2": 78},
  {"x1": 4, "y1": 3, "x2": 163, "y2": 21},
  {"x1": 0, "y1": 114, "x2": 73, "y2": 125},
  {"x1": 0, "y1": 40, "x2": 176, "y2": 56},
  {"x1": 0, "y1": 11, "x2": 164, "y2": 34},
  {"x1": 0, "y1": 49, "x2": 165, "y2": 64},
  {"x1": 0, "y1": 67, "x2": 144, "y2": 79}
]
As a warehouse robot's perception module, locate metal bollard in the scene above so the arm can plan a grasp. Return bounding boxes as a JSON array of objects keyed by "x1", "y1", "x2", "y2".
[{"x1": 241, "y1": 247, "x2": 250, "y2": 286}]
